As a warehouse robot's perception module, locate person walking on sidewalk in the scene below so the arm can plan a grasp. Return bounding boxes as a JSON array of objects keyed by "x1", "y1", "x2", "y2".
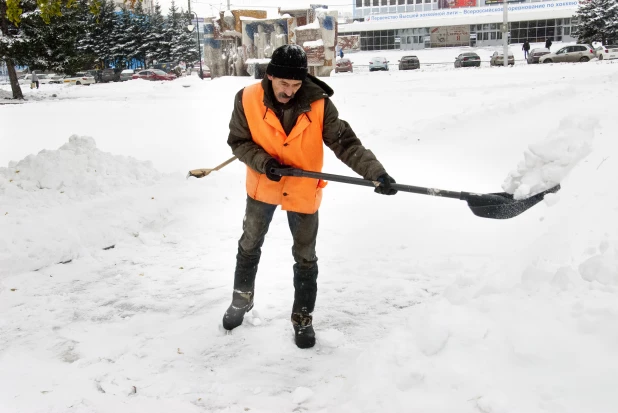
[{"x1": 222, "y1": 44, "x2": 398, "y2": 349}]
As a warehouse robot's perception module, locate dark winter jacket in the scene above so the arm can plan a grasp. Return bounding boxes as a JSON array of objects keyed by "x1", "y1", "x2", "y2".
[
  {"x1": 523, "y1": 42, "x2": 530, "y2": 51},
  {"x1": 227, "y1": 75, "x2": 387, "y2": 181},
  {"x1": 545, "y1": 40, "x2": 553, "y2": 49}
]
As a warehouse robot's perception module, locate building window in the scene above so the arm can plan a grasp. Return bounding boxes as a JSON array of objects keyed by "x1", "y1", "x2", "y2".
[
  {"x1": 382, "y1": 0, "x2": 388, "y2": 4},
  {"x1": 364, "y1": 0, "x2": 370, "y2": 6},
  {"x1": 564, "y1": 26, "x2": 571, "y2": 35},
  {"x1": 373, "y1": 0, "x2": 379, "y2": 6},
  {"x1": 357, "y1": 0, "x2": 363, "y2": 6}
]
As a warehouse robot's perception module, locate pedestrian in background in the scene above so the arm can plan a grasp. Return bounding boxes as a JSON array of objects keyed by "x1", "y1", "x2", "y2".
[
  {"x1": 522, "y1": 40, "x2": 531, "y2": 59},
  {"x1": 30, "y1": 72, "x2": 39, "y2": 89},
  {"x1": 545, "y1": 38, "x2": 553, "y2": 50}
]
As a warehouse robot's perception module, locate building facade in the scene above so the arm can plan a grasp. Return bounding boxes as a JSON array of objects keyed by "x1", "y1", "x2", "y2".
[{"x1": 341, "y1": 0, "x2": 580, "y2": 50}]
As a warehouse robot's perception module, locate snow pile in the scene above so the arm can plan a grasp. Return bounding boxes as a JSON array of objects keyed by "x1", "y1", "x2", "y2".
[
  {"x1": 0, "y1": 89, "x2": 13, "y2": 99},
  {"x1": 0, "y1": 136, "x2": 169, "y2": 276},
  {"x1": 0, "y1": 135, "x2": 162, "y2": 204},
  {"x1": 502, "y1": 117, "x2": 595, "y2": 199}
]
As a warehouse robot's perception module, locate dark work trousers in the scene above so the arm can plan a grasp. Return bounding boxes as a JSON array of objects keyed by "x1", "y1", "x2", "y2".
[{"x1": 234, "y1": 195, "x2": 319, "y2": 315}]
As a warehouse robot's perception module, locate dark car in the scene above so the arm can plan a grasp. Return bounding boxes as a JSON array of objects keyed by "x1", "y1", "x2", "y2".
[
  {"x1": 132, "y1": 69, "x2": 176, "y2": 81},
  {"x1": 398, "y1": 55, "x2": 420, "y2": 70},
  {"x1": 455, "y1": 52, "x2": 481, "y2": 68},
  {"x1": 335, "y1": 58, "x2": 353, "y2": 73},
  {"x1": 527, "y1": 48, "x2": 551, "y2": 64},
  {"x1": 101, "y1": 68, "x2": 121, "y2": 83}
]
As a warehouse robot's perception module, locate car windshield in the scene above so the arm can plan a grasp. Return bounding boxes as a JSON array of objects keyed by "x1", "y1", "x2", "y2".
[
  {"x1": 463, "y1": 53, "x2": 478, "y2": 57},
  {"x1": 372, "y1": 57, "x2": 385, "y2": 62},
  {"x1": 152, "y1": 69, "x2": 167, "y2": 75},
  {"x1": 38, "y1": 74, "x2": 48, "y2": 79}
]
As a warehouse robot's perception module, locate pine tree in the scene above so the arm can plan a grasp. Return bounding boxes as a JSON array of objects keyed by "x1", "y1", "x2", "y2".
[
  {"x1": 79, "y1": 0, "x2": 116, "y2": 68},
  {"x1": 170, "y1": 10, "x2": 198, "y2": 65},
  {"x1": 144, "y1": 2, "x2": 165, "y2": 67},
  {"x1": 576, "y1": 0, "x2": 618, "y2": 45},
  {"x1": 13, "y1": 0, "x2": 93, "y2": 74},
  {"x1": 128, "y1": 0, "x2": 149, "y2": 68},
  {"x1": 109, "y1": 7, "x2": 133, "y2": 68}
]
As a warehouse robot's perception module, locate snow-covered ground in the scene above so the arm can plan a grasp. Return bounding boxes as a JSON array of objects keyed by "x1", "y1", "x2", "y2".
[{"x1": 1, "y1": 48, "x2": 618, "y2": 413}]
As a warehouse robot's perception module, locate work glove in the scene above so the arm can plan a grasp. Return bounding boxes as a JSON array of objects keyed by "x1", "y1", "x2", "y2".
[
  {"x1": 264, "y1": 158, "x2": 290, "y2": 182},
  {"x1": 374, "y1": 173, "x2": 398, "y2": 196}
]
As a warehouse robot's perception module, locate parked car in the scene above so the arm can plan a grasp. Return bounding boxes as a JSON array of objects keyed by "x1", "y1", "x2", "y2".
[
  {"x1": 85, "y1": 69, "x2": 102, "y2": 83},
  {"x1": 539, "y1": 44, "x2": 595, "y2": 63},
  {"x1": 335, "y1": 57, "x2": 354, "y2": 73},
  {"x1": 101, "y1": 68, "x2": 121, "y2": 82},
  {"x1": 490, "y1": 51, "x2": 515, "y2": 66},
  {"x1": 595, "y1": 44, "x2": 618, "y2": 60},
  {"x1": 62, "y1": 73, "x2": 96, "y2": 85},
  {"x1": 120, "y1": 69, "x2": 135, "y2": 81},
  {"x1": 527, "y1": 48, "x2": 551, "y2": 64},
  {"x1": 369, "y1": 56, "x2": 389, "y2": 71},
  {"x1": 36, "y1": 74, "x2": 56, "y2": 84},
  {"x1": 17, "y1": 74, "x2": 36, "y2": 85},
  {"x1": 454, "y1": 52, "x2": 481, "y2": 68},
  {"x1": 48, "y1": 75, "x2": 66, "y2": 84},
  {"x1": 398, "y1": 55, "x2": 420, "y2": 70},
  {"x1": 132, "y1": 69, "x2": 176, "y2": 81}
]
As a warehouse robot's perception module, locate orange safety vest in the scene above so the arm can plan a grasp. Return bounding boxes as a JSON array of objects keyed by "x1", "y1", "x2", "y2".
[{"x1": 242, "y1": 82, "x2": 327, "y2": 214}]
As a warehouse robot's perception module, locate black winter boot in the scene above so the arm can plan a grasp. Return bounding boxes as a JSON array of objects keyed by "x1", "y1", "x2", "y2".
[
  {"x1": 291, "y1": 264, "x2": 318, "y2": 348},
  {"x1": 291, "y1": 312, "x2": 315, "y2": 349},
  {"x1": 222, "y1": 290, "x2": 254, "y2": 330},
  {"x1": 222, "y1": 246, "x2": 260, "y2": 331}
]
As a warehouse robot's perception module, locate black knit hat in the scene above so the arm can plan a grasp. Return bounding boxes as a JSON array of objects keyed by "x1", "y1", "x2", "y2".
[{"x1": 266, "y1": 44, "x2": 308, "y2": 81}]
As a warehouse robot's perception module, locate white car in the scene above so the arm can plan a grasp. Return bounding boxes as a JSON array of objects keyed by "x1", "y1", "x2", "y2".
[
  {"x1": 62, "y1": 72, "x2": 96, "y2": 85},
  {"x1": 595, "y1": 45, "x2": 618, "y2": 60},
  {"x1": 369, "y1": 56, "x2": 389, "y2": 71},
  {"x1": 17, "y1": 74, "x2": 39, "y2": 85}
]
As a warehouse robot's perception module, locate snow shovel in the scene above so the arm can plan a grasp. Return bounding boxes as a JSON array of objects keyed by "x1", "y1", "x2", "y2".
[
  {"x1": 271, "y1": 167, "x2": 560, "y2": 220},
  {"x1": 187, "y1": 156, "x2": 237, "y2": 179}
]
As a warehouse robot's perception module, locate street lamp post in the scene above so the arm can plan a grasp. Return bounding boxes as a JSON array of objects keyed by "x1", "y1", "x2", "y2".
[{"x1": 187, "y1": 12, "x2": 204, "y2": 79}]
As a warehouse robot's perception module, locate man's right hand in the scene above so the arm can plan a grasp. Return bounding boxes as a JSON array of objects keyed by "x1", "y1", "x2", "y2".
[{"x1": 265, "y1": 158, "x2": 290, "y2": 182}]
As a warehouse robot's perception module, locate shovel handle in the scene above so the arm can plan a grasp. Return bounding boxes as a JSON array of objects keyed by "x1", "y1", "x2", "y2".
[{"x1": 272, "y1": 167, "x2": 464, "y2": 200}]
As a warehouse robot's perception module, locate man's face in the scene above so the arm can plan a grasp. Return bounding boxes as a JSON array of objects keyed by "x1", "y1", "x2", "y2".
[{"x1": 268, "y1": 75, "x2": 303, "y2": 104}]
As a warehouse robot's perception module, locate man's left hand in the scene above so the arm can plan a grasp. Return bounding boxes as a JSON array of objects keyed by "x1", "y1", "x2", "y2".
[{"x1": 374, "y1": 173, "x2": 398, "y2": 195}]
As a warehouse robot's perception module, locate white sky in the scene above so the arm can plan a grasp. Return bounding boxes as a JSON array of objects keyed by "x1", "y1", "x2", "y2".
[
  {"x1": 2, "y1": 44, "x2": 618, "y2": 412},
  {"x1": 158, "y1": 0, "x2": 353, "y2": 18}
]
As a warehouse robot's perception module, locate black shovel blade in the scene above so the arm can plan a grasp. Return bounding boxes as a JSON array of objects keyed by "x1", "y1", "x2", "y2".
[{"x1": 464, "y1": 185, "x2": 561, "y2": 219}]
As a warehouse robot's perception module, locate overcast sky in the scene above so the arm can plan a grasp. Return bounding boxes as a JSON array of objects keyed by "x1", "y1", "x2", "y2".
[{"x1": 157, "y1": 0, "x2": 353, "y2": 18}]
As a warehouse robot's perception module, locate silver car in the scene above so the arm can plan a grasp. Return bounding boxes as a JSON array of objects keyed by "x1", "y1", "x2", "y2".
[
  {"x1": 527, "y1": 48, "x2": 551, "y2": 64},
  {"x1": 120, "y1": 69, "x2": 135, "y2": 81},
  {"x1": 490, "y1": 51, "x2": 515, "y2": 66},
  {"x1": 539, "y1": 44, "x2": 595, "y2": 63}
]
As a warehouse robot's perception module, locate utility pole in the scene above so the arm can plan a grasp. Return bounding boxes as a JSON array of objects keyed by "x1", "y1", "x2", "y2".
[
  {"x1": 188, "y1": 0, "x2": 191, "y2": 14},
  {"x1": 227, "y1": 0, "x2": 230, "y2": 10},
  {"x1": 502, "y1": 0, "x2": 509, "y2": 67}
]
